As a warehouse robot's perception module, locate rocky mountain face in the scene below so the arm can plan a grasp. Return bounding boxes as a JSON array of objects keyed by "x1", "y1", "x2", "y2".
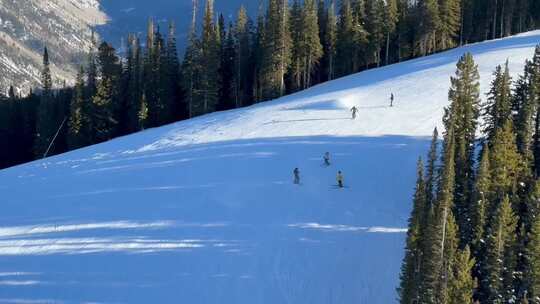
[
  {"x1": 0, "y1": 0, "x2": 258, "y2": 96},
  {"x1": 0, "y1": 0, "x2": 108, "y2": 95}
]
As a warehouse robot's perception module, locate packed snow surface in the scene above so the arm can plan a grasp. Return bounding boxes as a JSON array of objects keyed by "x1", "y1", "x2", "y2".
[{"x1": 1, "y1": 31, "x2": 539, "y2": 304}]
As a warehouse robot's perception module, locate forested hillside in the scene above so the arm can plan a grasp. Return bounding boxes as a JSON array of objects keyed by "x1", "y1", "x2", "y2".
[{"x1": 399, "y1": 47, "x2": 540, "y2": 303}]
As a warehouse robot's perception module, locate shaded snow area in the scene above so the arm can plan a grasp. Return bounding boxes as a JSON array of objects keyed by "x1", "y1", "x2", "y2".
[{"x1": 1, "y1": 31, "x2": 539, "y2": 303}]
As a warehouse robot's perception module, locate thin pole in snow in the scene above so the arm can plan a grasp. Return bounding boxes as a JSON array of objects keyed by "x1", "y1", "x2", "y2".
[{"x1": 43, "y1": 116, "x2": 68, "y2": 159}]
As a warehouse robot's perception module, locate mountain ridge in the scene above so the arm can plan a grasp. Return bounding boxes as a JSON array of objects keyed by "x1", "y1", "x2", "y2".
[{"x1": 0, "y1": 0, "x2": 107, "y2": 95}]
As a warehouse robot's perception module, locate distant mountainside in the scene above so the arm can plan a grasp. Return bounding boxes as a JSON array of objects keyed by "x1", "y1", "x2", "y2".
[
  {"x1": 97, "y1": 0, "x2": 257, "y2": 50},
  {"x1": 0, "y1": 0, "x2": 256, "y2": 95},
  {"x1": 0, "y1": 0, "x2": 108, "y2": 95}
]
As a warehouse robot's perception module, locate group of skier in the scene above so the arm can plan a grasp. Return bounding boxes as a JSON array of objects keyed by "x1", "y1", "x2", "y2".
[
  {"x1": 350, "y1": 93, "x2": 394, "y2": 120},
  {"x1": 293, "y1": 152, "x2": 344, "y2": 188},
  {"x1": 292, "y1": 94, "x2": 395, "y2": 187}
]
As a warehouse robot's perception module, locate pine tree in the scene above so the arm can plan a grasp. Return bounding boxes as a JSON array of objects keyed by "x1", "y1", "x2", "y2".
[
  {"x1": 196, "y1": 0, "x2": 221, "y2": 114},
  {"x1": 471, "y1": 145, "x2": 490, "y2": 258},
  {"x1": 445, "y1": 53, "x2": 481, "y2": 247},
  {"x1": 234, "y1": 5, "x2": 251, "y2": 108},
  {"x1": 483, "y1": 62, "x2": 513, "y2": 144},
  {"x1": 426, "y1": 127, "x2": 439, "y2": 208},
  {"x1": 261, "y1": 0, "x2": 292, "y2": 99},
  {"x1": 530, "y1": 46, "x2": 540, "y2": 177},
  {"x1": 92, "y1": 42, "x2": 121, "y2": 142},
  {"x1": 514, "y1": 59, "x2": 536, "y2": 160},
  {"x1": 415, "y1": 0, "x2": 441, "y2": 56},
  {"x1": 438, "y1": 0, "x2": 462, "y2": 50},
  {"x1": 34, "y1": 47, "x2": 56, "y2": 158},
  {"x1": 289, "y1": 0, "x2": 304, "y2": 92},
  {"x1": 316, "y1": 0, "x2": 328, "y2": 83},
  {"x1": 365, "y1": 0, "x2": 385, "y2": 67},
  {"x1": 449, "y1": 246, "x2": 477, "y2": 304},
  {"x1": 383, "y1": 0, "x2": 399, "y2": 65},
  {"x1": 181, "y1": 0, "x2": 201, "y2": 118},
  {"x1": 165, "y1": 21, "x2": 182, "y2": 122},
  {"x1": 489, "y1": 120, "x2": 523, "y2": 200},
  {"x1": 398, "y1": 158, "x2": 428, "y2": 304},
  {"x1": 124, "y1": 34, "x2": 144, "y2": 133},
  {"x1": 336, "y1": 0, "x2": 367, "y2": 76},
  {"x1": 525, "y1": 211, "x2": 540, "y2": 302},
  {"x1": 324, "y1": 0, "x2": 338, "y2": 80},
  {"x1": 87, "y1": 31, "x2": 98, "y2": 100},
  {"x1": 218, "y1": 22, "x2": 236, "y2": 110},
  {"x1": 68, "y1": 66, "x2": 90, "y2": 149},
  {"x1": 481, "y1": 196, "x2": 518, "y2": 303},
  {"x1": 419, "y1": 126, "x2": 457, "y2": 304},
  {"x1": 299, "y1": 0, "x2": 323, "y2": 89}
]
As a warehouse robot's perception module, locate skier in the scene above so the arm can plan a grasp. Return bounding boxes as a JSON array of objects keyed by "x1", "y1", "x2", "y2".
[
  {"x1": 323, "y1": 152, "x2": 330, "y2": 166},
  {"x1": 350, "y1": 106, "x2": 358, "y2": 120},
  {"x1": 390, "y1": 93, "x2": 394, "y2": 107},
  {"x1": 293, "y1": 167, "x2": 300, "y2": 184},
  {"x1": 337, "y1": 171, "x2": 344, "y2": 188}
]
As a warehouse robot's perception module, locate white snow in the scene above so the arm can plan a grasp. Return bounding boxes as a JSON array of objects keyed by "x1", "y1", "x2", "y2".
[{"x1": 0, "y1": 31, "x2": 539, "y2": 303}]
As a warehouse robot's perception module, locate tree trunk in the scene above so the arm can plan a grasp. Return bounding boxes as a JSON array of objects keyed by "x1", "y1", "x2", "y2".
[
  {"x1": 493, "y1": 0, "x2": 498, "y2": 39},
  {"x1": 385, "y1": 32, "x2": 390, "y2": 66}
]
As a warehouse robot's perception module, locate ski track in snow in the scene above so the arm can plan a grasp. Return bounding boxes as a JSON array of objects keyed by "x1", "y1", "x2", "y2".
[{"x1": 0, "y1": 31, "x2": 539, "y2": 303}]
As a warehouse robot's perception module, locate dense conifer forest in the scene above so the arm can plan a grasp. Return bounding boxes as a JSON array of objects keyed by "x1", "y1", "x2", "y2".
[
  {"x1": 0, "y1": 0, "x2": 539, "y2": 169},
  {"x1": 398, "y1": 46, "x2": 540, "y2": 304}
]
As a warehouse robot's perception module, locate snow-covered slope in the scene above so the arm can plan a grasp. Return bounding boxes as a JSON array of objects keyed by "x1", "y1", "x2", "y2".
[
  {"x1": 0, "y1": 0, "x2": 108, "y2": 94},
  {"x1": 1, "y1": 31, "x2": 539, "y2": 304}
]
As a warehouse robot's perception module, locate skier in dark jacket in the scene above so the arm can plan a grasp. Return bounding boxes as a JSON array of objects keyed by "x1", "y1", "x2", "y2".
[
  {"x1": 390, "y1": 93, "x2": 394, "y2": 107},
  {"x1": 350, "y1": 106, "x2": 358, "y2": 119},
  {"x1": 323, "y1": 152, "x2": 330, "y2": 166},
  {"x1": 293, "y1": 168, "x2": 300, "y2": 184}
]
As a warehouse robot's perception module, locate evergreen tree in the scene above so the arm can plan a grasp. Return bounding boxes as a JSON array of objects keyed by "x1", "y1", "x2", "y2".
[
  {"x1": 365, "y1": 0, "x2": 385, "y2": 67},
  {"x1": 489, "y1": 120, "x2": 523, "y2": 200},
  {"x1": 398, "y1": 158, "x2": 428, "y2": 304},
  {"x1": 471, "y1": 145, "x2": 490, "y2": 259},
  {"x1": 324, "y1": 0, "x2": 338, "y2": 80},
  {"x1": 289, "y1": 0, "x2": 304, "y2": 92},
  {"x1": 165, "y1": 21, "x2": 182, "y2": 122},
  {"x1": 415, "y1": 0, "x2": 441, "y2": 56},
  {"x1": 67, "y1": 66, "x2": 90, "y2": 149},
  {"x1": 336, "y1": 0, "x2": 367, "y2": 76},
  {"x1": 181, "y1": 0, "x2": 201, "y2": 118},
  {"x1": 425, "y1": 127, "x2": 439, "y2": 208},
  {"x1": 92, "y1": 42, "x2": 121, "y2": 142},
  {"x1": 445, "y1": 53, "x2": 481, "y2": 247},
  {"x1": 299, "y1": 0, "x2": 323, "y2": 88},
  {"x1": 438, "y1": 0, "x2": 462, "y2": 50},
  {"x1": 234, "y1": 5, "x2": 252, "y2": 108},
  {"x1": 449, "y1": 246, "x2": 477, "y2": 304},
  {"x1": 419, "y1": 126, "x2": 457, "y2": 304},
  {"x1": 196, "y1": 0, "x2": 221, "y2": 114},
  {"x1": 261, "y1": 0, "x2": 292, "y2": 99},
  {"x1": 252, "y1": 3, "x2": 266, "y2": 102},
  {"x1": 514, "y1": 59, "x2": 536, "y2": 160},
  {"x1": 481, "y1": 196, "x2": 518, "y2": 303},
  {"x1": 483, "y1": 62, "x2": 513, "y2": 144},
  {"x1": 383, "y1": 0, "x2": 399, "y2": 65},
  {"x1": 87, "y1": 31, "x2": 98, "y2": 100},
  {"x1": 317, "y1": 0, "x2": 328, "y2": 83},
  {"x1": 34, "y1": 47, "x2": 56, "y2": 158},
  {"x1": 525, "y1": 211, "x2": 540, "y2": 302},
  {"x1": 218, "y1": 22, "x2": 236, "y2": 110},
  {"x1": 124, "y1": 34, "x2": 144, "y2": 133}
]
